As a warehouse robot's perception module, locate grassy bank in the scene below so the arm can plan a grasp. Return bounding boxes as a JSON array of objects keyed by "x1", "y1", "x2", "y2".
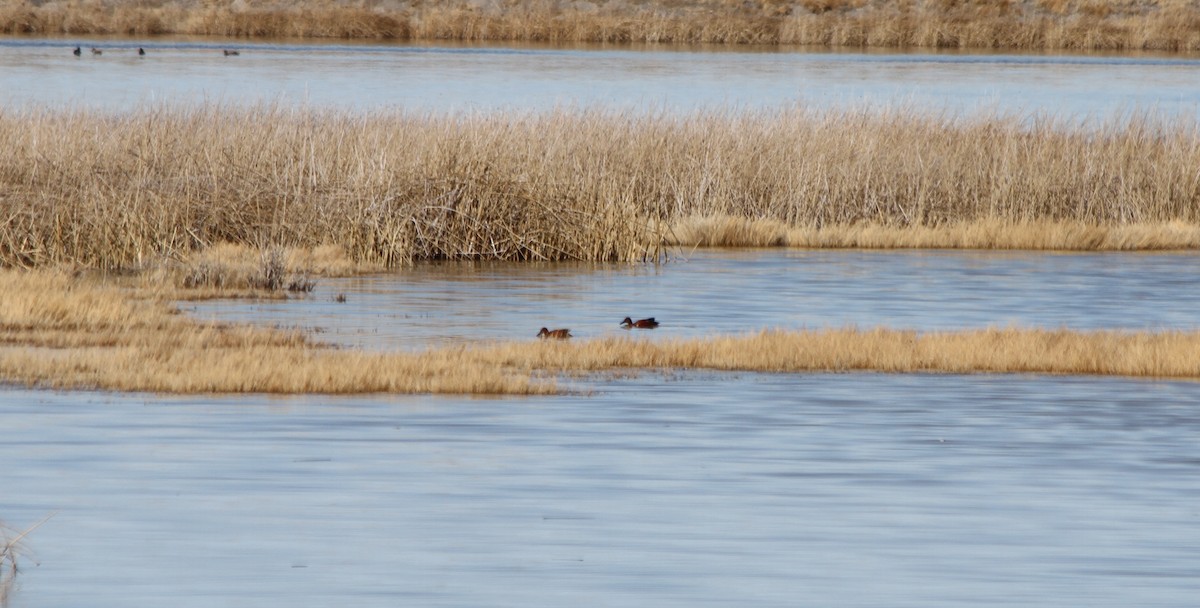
[
  {"x1": 2, "y1": 269, "x2": 1198, "y2": 394},
  {"x1": 4, "y1": 0, "x2": 1200, "y2": 52},
  {"x1": 2, "y1": 104, "x2": 1198, "y2": 270}
]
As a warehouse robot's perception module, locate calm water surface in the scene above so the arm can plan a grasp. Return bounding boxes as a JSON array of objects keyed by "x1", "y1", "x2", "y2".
[
  {"x1": 4, "y1": 36, "x2": 1200, "y2": 606},
  {"x1": 4, "y1": 37, "x2": 1200, "y2": 116},
  {"x1": 3, "y1": 250, "x2": 1199, "y2": 607},
  {"x1": 3, "y1": 374, "x2": 1199, "y2": 607},
  {"x1": 188, "y1": 249, "x2": 1200, "y2": 350}
]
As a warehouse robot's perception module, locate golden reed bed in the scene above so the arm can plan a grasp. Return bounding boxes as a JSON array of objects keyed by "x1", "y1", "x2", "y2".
[
  {"x1": 5, "y1": 0, "x2": 1200, "y2": 51},
  {"x1": 3, "y1": 104, "x2": 1200, "y2": 271},
  {"x1": 2, "y1": 269, "x2": 1198, "y2": 394}
]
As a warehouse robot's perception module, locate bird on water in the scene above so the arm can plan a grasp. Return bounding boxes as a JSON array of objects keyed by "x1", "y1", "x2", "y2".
[
  {"x1": 537, "y1": 328, "x2": 572, "y2": 339},
  {"x1": 621, "y1": 317, "x2": 659, "y2": 329},
  {"x1": 72, "y1": 46, "x2": 81, "y2": 56}
]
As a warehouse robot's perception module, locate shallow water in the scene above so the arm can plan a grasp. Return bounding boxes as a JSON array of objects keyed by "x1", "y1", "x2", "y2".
[
  {"x1": 187, "y1": 249, "x2": 1200, "y2": 350},
  {"x1": 3, "y1": 373, "x2": 1198, "y2": 608},
  {"x1": 4, "y1": 37, "x2": 1200, "y2": 116}
]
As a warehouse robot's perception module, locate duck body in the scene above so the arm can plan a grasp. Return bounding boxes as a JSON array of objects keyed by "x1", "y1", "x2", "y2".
[
  {"x1": 73, "y1": 46, "x2": 81, "y2": 56},
  {"x1": 621, "y1": 317, "x2": 659, "y2": 329},
  {"x1": 223, "y1": 49, "x2": 240, "y2": 56},
  {"x1": 537, "y1": 327, "x2": 572, "y2": 339},
  {"x1": 90, "y1": 47, "x2": 101, "y2": 55}
]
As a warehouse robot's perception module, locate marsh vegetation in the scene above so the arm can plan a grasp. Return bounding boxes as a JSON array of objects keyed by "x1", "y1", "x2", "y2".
[
  {"x1": 4, "y1": 0, "x2": 1200, "y2": 51},
  {"x1": 3, "y1": 104, "x2": 1199, "y2": 273}
]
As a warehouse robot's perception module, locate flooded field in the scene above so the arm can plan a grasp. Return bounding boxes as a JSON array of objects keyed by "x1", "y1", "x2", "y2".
[{"x1": 3, "y1": 37, "x2": 1200, "y2": 116}]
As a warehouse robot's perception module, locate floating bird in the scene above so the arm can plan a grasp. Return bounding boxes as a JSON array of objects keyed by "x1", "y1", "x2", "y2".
[
  {"x1": 72, "y1": 46, "x2": 81, "y2": 56},
  {"x1": 91, "y1": 47, "x2": 101, "y2": 55},
  {"x1": 621, "y1": 317, "x2": 659, "y2": 329},
  {"x1": 138, "y1": 47, "x2": 145, "y2": 56},
  {"x1": 223, "y1": 49, "x2": 240, "y2": 56},
  {"x1": 537, "y1": 327, "x2": 572, "y2": 339}
]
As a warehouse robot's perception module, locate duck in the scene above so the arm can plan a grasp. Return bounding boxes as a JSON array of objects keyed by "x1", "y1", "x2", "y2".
[
  {"x1": 72, "y1": 46, "x2": 81, "y2": 56},
  {"x1": 90, "y1": 47, "x2": 102, "y2": 55},
  {"x1": 138, "y1": 47, "x2": 145, "y2": 56},
  {"x1": 223, "y1": 49, "x2": 240, "y2": 56},
  {"x1": 537, "y1": 327, "x2": 572, "y2": 339},
  {"x1": 621, "y1": 317, "x2": 659, "y2": 329}
]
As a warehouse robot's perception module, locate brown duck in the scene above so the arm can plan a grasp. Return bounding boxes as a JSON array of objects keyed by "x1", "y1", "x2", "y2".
[
  {"x1": 621, "y1": 317, "x2": 659, "y2": 329},
  {"x1": 537, "y1": 327, "x2": 572, "y2": 339}
]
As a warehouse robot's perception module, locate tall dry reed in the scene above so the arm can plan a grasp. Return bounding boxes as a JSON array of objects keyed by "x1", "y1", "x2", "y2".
[
  {"x1": 5, "y1": 0, "x2": 1200, "y2": 51},
  {"x1": 2, "y1": 104, "x2": 1198, "y2": 270}
]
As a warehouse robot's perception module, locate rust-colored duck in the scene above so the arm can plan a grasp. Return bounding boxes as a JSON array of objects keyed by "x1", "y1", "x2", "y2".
[
  {"x1": 537, "y1": 327, "x2": 572, "y2": 339},
  {"x1": 621, "y1": 317, "x2": 659, "y2": 329}
]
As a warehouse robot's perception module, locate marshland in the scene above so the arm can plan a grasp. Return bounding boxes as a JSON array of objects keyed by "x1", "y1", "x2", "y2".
[{"x1": 3, "y1": 11, "x2": 1200, "y2": 608}]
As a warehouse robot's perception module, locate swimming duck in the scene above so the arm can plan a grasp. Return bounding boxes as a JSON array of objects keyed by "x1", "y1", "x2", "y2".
[
  {"x1": 621, "y1": 317, "x2": 659, "y2": 329},
  {"x1": 73, "y1": 46, "x2": 81, "y2": 56},
  {"x1": 138, "y1": 47, "x2": 145, "y2": 56},
  {"x1": 223, "y1": 49, "x2": 240, "y2": 56},
  {"x1": 537, "y1": 327, "x2": 572, "y2": 339},
  {"x1": 90, "y1": 47, "x2": 101, "y2": 55}
]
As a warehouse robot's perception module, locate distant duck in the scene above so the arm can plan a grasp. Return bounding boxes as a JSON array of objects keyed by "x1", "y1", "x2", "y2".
[
  {"x1": 90, "y1": 47, "x2": 101, "y2": 55},
  {"x1": 223, "y1": 49, "x2": 240, "y2": 56},
  {"x1": 537, "y1": 327, "x2": 572, "y2": 340},
  {"x1": 621, "y1": 317, "x2": 659, "y2": 329},
  {"x1": 138, "y1": 47, "x2": 145, "y2": 56},
  {"x1": 72, "y1": 46, "x2": 81, "y2": 56}
]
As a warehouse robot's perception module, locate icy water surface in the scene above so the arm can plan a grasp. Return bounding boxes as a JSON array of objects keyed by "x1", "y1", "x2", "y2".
[{"x1": 3, "y1": 37, "x2": 1200, "y2": 116}]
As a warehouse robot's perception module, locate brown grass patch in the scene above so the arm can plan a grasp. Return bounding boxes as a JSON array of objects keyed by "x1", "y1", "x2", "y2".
[
  {"x1": 2, "y1": 105, "x2": 1198, "y2": 273},
  {"x1": 5, "y1": 0, "x2": 1200, "y2": 51},
  {"x1": 0, "y1": 269, "x2": 553, "y2": 394}
]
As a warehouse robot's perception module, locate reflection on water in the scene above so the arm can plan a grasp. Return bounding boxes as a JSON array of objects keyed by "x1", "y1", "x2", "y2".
[
  {"x1": 2, "y1": 373, "x2": 1198, "y2": 607},
  {"x1": 4, "y1": 37, "x2": 1200, "y2": 116},
  {"x1": 186, "y1": 249, "x2": 1200, "y2": 350}
]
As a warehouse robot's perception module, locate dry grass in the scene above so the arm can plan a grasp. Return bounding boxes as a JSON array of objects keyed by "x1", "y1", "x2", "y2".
[
  {"x1": 0, "y1": 515, "x2": 52, "y2": 606},
  {"x1": 4, "y1": 0, "x2": 1200, "y2": 51},
  {"x1": 669, "y1": 216, "x2": 1200, "y2": 250},
  {"x1": 7, "y1": 0, "x2": 1200, "y2": 50},
  {"x1": 0, "y1": 269, "x2": 554, "y2": 393},
  {"x1": 2, "y1": 104, "x2": 1198, "y2": 273},
  {"x1": 2, "y1": 268, "x2": 1198, "y2": 395},
  {"x1": 468, "y1": 327, "x2": 1200, "y2": 379}
]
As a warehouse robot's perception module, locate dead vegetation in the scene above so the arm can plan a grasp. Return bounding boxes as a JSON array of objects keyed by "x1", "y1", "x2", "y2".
[
  {"x1": 4, "y1": 0, "x2": 1200, "y2": 51},
  {"x1": 2, "y1": 104, "x2": 1198, "y2": 276}
]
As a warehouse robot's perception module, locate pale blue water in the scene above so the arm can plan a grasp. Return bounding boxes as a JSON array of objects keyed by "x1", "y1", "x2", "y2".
[
  {"x1": 3, "y1": 374, "x2": 1199, "y2": 608},
  {"x1": 3, "y1": 37, "x2": 1200, "y2": 607},
  {"x1": 187, "y1": 249, "x2": 1200, "y2": 350},
  {"x1": 3, "y1": 37, "x2": 1200, "y2": 117},
  {"x1": 3, "y1": 250, "x2": 1200, "y2": 607}
]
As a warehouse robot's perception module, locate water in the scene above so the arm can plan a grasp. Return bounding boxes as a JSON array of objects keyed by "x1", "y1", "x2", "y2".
[
  {"x1": 4, "y1": 36, "x2": 1200, "y2": 606},
  {"x1": 3, "y1": 374, "x2": 1198, "y2": 608},
  {"x1": 4, "y1": 37, "x2": 1200, "y2": 116},
  {"x1": 186, "y1": 250, "x2": 1200, "y2": 350}
]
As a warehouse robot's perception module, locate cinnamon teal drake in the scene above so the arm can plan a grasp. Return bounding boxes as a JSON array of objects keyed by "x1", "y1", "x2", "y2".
[
  {"x1": 537, "y1": 327, "x2": 572, "y2": 339},
  {"x1": 621, "y1": 317, "x2": 659, "y2": 329}
]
